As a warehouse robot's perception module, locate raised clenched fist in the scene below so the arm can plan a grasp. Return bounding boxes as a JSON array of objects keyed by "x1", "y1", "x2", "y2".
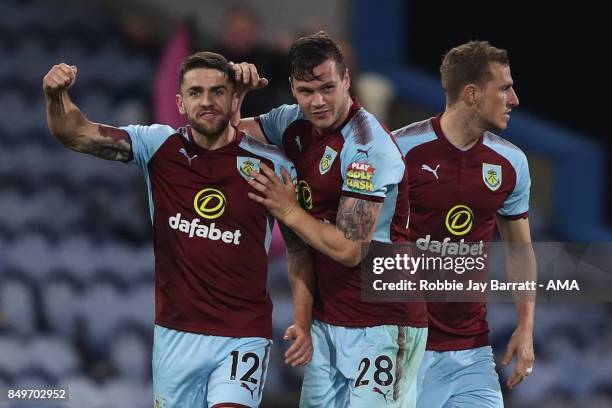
[{"x1": 43, "y1": 63, "x2": 78, "y2": 96}]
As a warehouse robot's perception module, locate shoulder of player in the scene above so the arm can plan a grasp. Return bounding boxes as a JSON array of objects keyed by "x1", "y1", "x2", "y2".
[
  {"x1": 341, "y1": 108, "x2": 403, "y2": 156},
  {"x1": 391, "y1": 118, "x2": 438, "y2": 157},
  {"x1": 121, "y1": 123, "x2": 177, "y2": 136},
  {"x1": 264, "y1": 103, "x2": 307, "y2": 124},
  {"x1": 239, "y1": 132, "x2": 291, "y2": 166},
  {"x1": 392, "y1": 118, "x2": 435, "y2": 139},
  {"x1": 482, "y1": 131, "x2": 529, "y2": 167}
]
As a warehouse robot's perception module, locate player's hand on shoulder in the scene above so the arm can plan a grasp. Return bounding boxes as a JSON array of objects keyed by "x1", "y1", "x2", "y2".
[
  {"x1": 43, "y1": 63, "x2": 77, "y2": 96},
  {"x1": 230, "y1": 61, "x2": 269, "y2": 93},
  {"x1": 283, "y1": 324, "x2": 313, "y2": 367}
]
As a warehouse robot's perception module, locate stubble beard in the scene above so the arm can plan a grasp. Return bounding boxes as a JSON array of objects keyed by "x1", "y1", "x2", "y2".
[{"x1": 189, "y1": 113, "x2": 230, "y2": 139}]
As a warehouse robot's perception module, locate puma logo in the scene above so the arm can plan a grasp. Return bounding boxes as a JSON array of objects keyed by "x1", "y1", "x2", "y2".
[
  {"x1": 241, "y1": 382, "x2": 256, "y2": 399},
  {"x1": 179, "y1": 148, "x2": 197, "y2": 166},
  {"x1": 421, "y1": 164, "x2": 440, "y2": 179},
  {"x1": 357, "y1": 146, "x2": 372, "y2": 157},
  {"x1": 373, "y1": 386, "x2": 392, "y2": 403}
]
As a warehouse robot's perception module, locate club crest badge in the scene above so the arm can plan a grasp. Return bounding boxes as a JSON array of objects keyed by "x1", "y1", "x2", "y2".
[
  {"x1": 237, "y1": 156, "x2": 261, "y2": 180},
  {"x1": 319, "y1": 146, "x2": 338, "y2": 175},
  {"x1": 482, "y1": 163, "x2": 502, "y2": 191}
]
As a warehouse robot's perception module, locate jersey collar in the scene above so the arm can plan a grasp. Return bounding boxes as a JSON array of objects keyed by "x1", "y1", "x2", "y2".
[
  {"x1": 432, "y1": 114, "x2": 483, "y2": 153},
  {"x1": 186, "y1": 125, "x2": 244, "y2": 152}
]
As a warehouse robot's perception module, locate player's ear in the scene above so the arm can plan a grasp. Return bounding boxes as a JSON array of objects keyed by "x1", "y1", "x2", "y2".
[
  {"x1": 289, "y1": 77, "x2": 297, "y2": 98},
  {"x1": 231, "y1": 90, "x2": 239, "y2": 113},
  {"x1": 176, "y1": 93, "x2": 186, "y2": 115},
  {"x1": 463, "y1": 84, "x2": 478, "y2": 106},
  {"x1": 343, "y1": 67, "x2": 350, "y2": 89}
]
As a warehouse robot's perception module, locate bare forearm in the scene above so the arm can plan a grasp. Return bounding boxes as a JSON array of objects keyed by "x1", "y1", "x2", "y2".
[
  {"x1": 236, "y1": 117, "x2": 267, "y2": 143},
  {"x1": 507, "y1": 245, "x2": 537, "y2": 329},
  {"x1": 45, "y1": 91, "x2": 89, "y2": 146},
  {"x1": 287, "y1": 248, "x2": 315, "y2": 328},
  {"x1": 497, "y1": 217, "x2": 536, "y2": 330},
  {"x1": 515, "y1": 301, "x2": 535, "y2": 330},
  {"x1": 45, "y1": 92, "x2": 131, "y2": 161},
  {"x1": 43, "y1": 63, "x2": 131, "y2": 161}
]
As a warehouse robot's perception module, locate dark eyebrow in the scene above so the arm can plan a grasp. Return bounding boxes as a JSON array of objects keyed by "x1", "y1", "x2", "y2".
[
  {"x1": 296, "y1": 81, "x2": 336, "y2": 92},
  {"x1": 296, "y1": 85, "x2": 315, "y2": 92},
  {"x1": 187, "y1": 86, "x2": 203, "y2": 93},
  {"x1": 186, "y1": 85, "x2": 228, "y2": 93}
]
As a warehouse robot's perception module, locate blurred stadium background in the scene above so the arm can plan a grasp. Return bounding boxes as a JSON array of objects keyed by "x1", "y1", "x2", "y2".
[{"x1": 1, "y1": 0, "x2": 611, "y2": 407}]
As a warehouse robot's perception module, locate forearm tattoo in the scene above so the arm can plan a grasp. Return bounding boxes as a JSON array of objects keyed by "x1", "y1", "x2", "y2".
[
  {"x1": 336, "y1": 196, "x2": 380, "y2": 241},
  {"x1": 86, "y1": 125, "x2": 132, "y2": 161}
]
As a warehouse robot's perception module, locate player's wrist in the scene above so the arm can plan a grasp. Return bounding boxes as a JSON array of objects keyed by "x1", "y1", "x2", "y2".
[
  {"x1": 514, "y1": 323, "x2": 534, "y2": 334},
  {"x1": 292, "y1": 311, "x2": 312, "y2": 329},
  {"x1": 282, "y1": 204, "x2": 303, "y2": 228}
]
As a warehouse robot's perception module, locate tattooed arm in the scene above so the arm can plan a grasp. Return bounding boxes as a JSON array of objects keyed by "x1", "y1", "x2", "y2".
[
  {"x1": 43, "y1": 63, "x2": 132, "y2": 161},
  {"x1": 247, "y1": 163, "x2": 382, "y2": 266},
  {"x1": 282, "y1": 195, "x2": 382, "y2": 267},
  {"x1": 336, "y1": 197, "x2": 380, "y2": 241}
]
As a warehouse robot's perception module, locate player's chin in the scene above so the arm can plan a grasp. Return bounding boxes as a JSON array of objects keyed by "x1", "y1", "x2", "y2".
[
  {"x1": 196, "y1": 121, "x2": 228, "y2": 137},
  {"x1": 501, "y1": 114, "x2": 512, "y2": 127},
  {"x1": 491, "y1": 117, "x2": 509, "y2": 131},
  {"x1": 205, "y1": 116, "x2": 228, "y2": 129}
]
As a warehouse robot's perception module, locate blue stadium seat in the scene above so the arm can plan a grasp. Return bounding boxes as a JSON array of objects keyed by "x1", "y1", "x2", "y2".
[
  {"x1": 0, "y1": 275, "x2": 39, "y2": 336},
  {"x1": 0, "y1": 334, "x2": 28, "y2": 379},
  {"x1": 112, "y1": 99, "x2": 149, "y2": 127},
  {"x1": 108, "y1": 324, "x2": 150, "y2": 381},
  {"x1": 25, "y1": 335, "x2": 81, "y2": 380},
  {"x1": 122, "y1": 281, "x2": 154, "y2": 330},
  {"x1": 81, "y1": 278, "x2": 127, "y2": 354},
  {"x1": 103, "y1": 378, "x2": 152, "y2": 408},
  {"x1": 0, "y1": 90, "x2": 29, "y2": 138},
  {"x1": 63, "y1": 374, "x2": 106, "y2": 408},
  {"x1": 40, "y1": 271, "x2": 84, "y2": 337},
  {"x1": 47, "y1": 235, "x2": 98, "y2": 285}
]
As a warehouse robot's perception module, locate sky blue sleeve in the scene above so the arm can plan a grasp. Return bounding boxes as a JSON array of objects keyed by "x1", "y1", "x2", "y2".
[
  {"x1": 120, "y1": 124, "x2": 175, "y2": 172},
  {"x1": 340, "y1": 134, "x2": 405, "y2": 200},
  {"x1": 498, "y1": 152, "x2": 531, "y2": 217},
  {"x1": 272, "y1": 156, "x2": 297, "y2": 183},
  {"x1": 257, "y1": 104, "x2": 303, "y2": 147}
]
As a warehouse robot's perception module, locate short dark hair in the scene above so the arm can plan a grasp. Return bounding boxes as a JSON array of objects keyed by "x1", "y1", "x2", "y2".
[
  {"x1": 288, "y1": 31, "x2": 345, "y2": 81},
  {"x1": 179, "y1": 51, "x2": 236, "y2": 90},
  {"x1": 440, "y1": 41, "x2": 510, "y2": 105}
]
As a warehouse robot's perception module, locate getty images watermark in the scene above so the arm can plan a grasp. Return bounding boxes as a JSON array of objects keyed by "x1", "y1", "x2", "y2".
[{"x1": 361, "y1": 242, "x2": 612, "y2": 302}]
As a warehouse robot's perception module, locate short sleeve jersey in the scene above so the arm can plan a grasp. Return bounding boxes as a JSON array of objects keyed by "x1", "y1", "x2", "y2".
[
  {"x1": 257, "y1": 101, "x2": 427, "y2": 328},
  {"x1": 123, "y1": 125, "x2": 294, "y2": 339},
  {"x1": 394, "y1": 115, "x2": 530, "y2": 350}
]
